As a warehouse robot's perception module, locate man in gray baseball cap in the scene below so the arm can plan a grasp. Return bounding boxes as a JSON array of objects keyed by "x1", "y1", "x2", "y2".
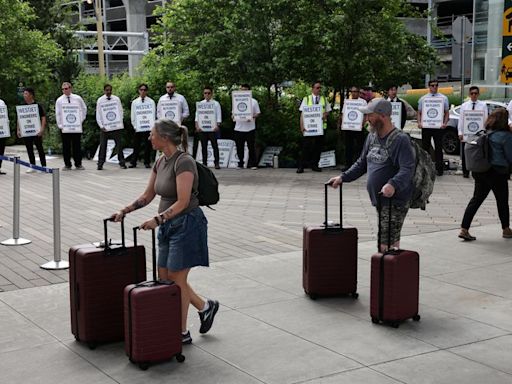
[{"x1": 328, "y1": 98, "x2": 415, "y2": 251}]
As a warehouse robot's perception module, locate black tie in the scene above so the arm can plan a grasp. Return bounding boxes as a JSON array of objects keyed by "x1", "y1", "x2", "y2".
[
  {"x1": 67, "y1": 96, "x2": 70, "y2": 103},
  {"x1": 107, "y1": 97, "x2": 111, "y2": 101},
  {"x1": 472, "y1": 102, "x2": 475, "y2": 110},
  {"x1": 169, "y1": 94, "x2": 172, "y2": 99},
  {"x1": 142, "y1": 98, "x2": 145, "y2": 103},
  {"x1": 315, "y1": 96, "x2": 318, "y2": 104}
]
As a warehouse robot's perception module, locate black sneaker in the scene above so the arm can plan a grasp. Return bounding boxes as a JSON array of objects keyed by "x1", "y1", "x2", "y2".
[
  {"x1": 182, "y1": 331, "x2": 192, "y2": 344},
  {"x1": 128, "y1": 164, "x2": 137, "y2": 168},
  {"x1": 199, "y1": 299, "x2": 219, "y2": 334}
]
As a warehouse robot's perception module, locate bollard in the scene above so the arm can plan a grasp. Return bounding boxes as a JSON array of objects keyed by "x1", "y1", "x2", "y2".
[
  {"x1": 1, "y1": 156, "x2": 31, "y2": 246},
  {"x1": 41, "y1": 168, "x2": 68, "y2": 270}
]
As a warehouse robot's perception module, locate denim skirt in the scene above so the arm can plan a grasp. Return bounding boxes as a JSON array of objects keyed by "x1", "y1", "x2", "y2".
[{"x1": 157, "y1": 207, "x2": 209, "y2": 271}]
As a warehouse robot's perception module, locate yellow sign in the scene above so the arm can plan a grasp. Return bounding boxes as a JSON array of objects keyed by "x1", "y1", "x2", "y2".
[{"x1": 503, "y1": 7, "x2": 512, "y2": 37}]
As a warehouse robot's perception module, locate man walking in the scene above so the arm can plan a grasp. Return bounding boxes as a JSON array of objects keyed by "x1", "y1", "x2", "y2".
[
  {"x1": 96, "y1": 84, "x2": 126, "y2": 170},
  {"x1": 417, "y1": 80, "x2": 450, "y2": 176},
  {"x1": 328, "y1": 99, "x2": 415, "y2": 251},
  {"x1": 129, "y1": 83, "x2": 155, "y2": 168},
  {"x1": 56, "y1": 82, "x2": 87, "y2": 170},
  {"x1": 195, "y1": 86, "x2": 222, "y2": 169}
]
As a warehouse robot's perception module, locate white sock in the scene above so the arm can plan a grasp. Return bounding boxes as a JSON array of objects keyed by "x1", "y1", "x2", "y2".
[{"x1": 200, "y1": 301, "x2": 210, "y2": 312}]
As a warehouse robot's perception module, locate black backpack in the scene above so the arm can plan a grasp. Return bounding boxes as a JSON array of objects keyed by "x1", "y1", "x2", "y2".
[{"x1": 464, "y1": 130, "x2": 493, "y2": 173}]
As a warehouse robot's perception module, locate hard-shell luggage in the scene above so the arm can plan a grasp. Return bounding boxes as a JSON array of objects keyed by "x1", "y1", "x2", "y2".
[
  {"x1": 69, "y1": 218, "x2": 147, "y2": 349},
  {"x1": 124, "y1": 227, "x2": 185, "y2": 370},
  {"x1": 370, "y1": 195, "x2": 420, "y2": 328},
  {"x1": 303, "y1": 183, "x2": 358, "y2": 299}
]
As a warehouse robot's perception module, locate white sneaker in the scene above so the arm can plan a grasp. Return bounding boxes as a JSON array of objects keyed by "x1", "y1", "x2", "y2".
[
  {"x1": 26, "y1": 168, "x2": 35, "y2": 174},
  {"x1": 250, "y1": 166, "x2": 258, "y2": 170}
]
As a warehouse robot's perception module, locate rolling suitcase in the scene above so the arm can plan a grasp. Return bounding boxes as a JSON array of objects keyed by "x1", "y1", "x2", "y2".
[
  {"x1": 370, "y1": 194, "x2": 420, "y2": 328},
  {"x1": 69, "y1": 218, "x2": 146, "y2": 349},
  {"x1": 124, "y1": 227, "x2": 185, "y2": 370},
  {"x1": 303, "y1": 182, "x2": 358, "y2": 299}
]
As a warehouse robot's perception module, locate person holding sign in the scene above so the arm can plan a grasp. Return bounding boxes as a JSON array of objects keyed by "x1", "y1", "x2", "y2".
[
  {"x1": 0, "y1": 98, "x2": 9, "y2": 175},
  {"x1": 297, "y1": 81, "x2": 331, "y2": 173},
  {"x1": 56, "y1": 82, "x2": 87, "y2": 170},
  {"x1": 129, "y1": 83, "x2": 155, "y2": 169},
  {"x1": 340, "y1": 87, "x2": 368, "y2": 169},
  {"x1": 457, "y1": 86, "x2": 488, "y2": 178},
  {"x1": 157, "y1": 81, "x2": 190, "y2": 125},
  {"x1": 195, "y1": 86, "x2": 222, "y2": 169},
  {"x1": 384, "y1": 85, "x2": 407, "y2": 129},
  {"x1": 417, "y1": 80, "x2": 450, "y2": 176},
  {"x1": 232, "y1": 84, "x2": 260, "y2": 169},
  {"x1": 16, "y1": 87, "x2": 46, "y2": 173},
  {"x1": 96, "y1": 84, "x2": 127, "y2": 170}
]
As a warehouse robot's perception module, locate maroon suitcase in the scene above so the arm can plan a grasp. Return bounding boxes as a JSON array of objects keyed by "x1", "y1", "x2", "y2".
[
  {"x1": 69, "y1": 218, "x2": 146, "y2": 349},
  {"x1": 370, "y1": 195, "x2": 420, "y2": 328},
  {"x1": 303, "y1": 183, "x2": 358, "y2": 299},
  {"x1": 124, "y1": 227, "x2": 185, "y2": 370}
]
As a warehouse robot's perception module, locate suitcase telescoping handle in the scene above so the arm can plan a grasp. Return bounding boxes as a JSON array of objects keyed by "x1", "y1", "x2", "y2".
[
  {"x1": 324, "y1": 181, "x2": 343, "y2": 230},
  {"x1": 133, "y1": 226, "x2": 157, "y2": 281},
  {"x1": 103, "y1": 217, "x2": 126, "y2": 249},
  {"x1": 377, "y1": 192, "x2": 393, "y2": 252}
]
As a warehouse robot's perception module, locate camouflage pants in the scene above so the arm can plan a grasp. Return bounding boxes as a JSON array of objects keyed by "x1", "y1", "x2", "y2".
[{"x1": 377, "y1": 202, "x2": 410, "y2": 246}]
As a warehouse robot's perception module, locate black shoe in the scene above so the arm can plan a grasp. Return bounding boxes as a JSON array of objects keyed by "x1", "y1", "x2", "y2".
[
  {"x1": 97, "y1": 165, "x2": 103, "y2": 170},
  {"x1": 182, "y1": 331, "x2": 192, "y2": 345},
  {"x1": 312, "y1": 167, "x2": 322, "y2": 172},
  {"x1": 128, "y1": 164, "x2": 137, "y2": 168},
  {"x1": 463, "y1": 172, "x2": 469, "y2": 178},
  {"x1": 296, "y1": 168, "x2": 304, "y2": 174},
  {"x1": 199, "y1": 299, "x2": 219, "y2": 334},
  {"x1": 120, "y1": 164, "x2": 127, "y2": 169},
  {"x1": 436, "y1": 170, "x2": 443, "y2": 176},
  {"x1": 144, "y1": 163, "x2": 151, "y2": 169},
  {"x1": 458, "y1": 229, "x2": 476, "y2": 241},
  {"x1": 214, "y1": 164, "x2": 221, "y2": 169}
]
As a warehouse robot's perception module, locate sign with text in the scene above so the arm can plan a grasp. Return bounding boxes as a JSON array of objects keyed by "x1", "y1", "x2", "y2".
[
  {"x1": 100, "y1": 101, "x2": 123, "y2": 131},
  {"x1": 159, "y1": 100, "x2": 181, "y2": 124},
  {"x1": 258, "y1": 146, "x2": 283, "y2": 167},
  {"x1": 501, "y1": 0, "x2": 512, "y2": 83},
  {"x1": 133, "y1": 100, "x2": 155, "y2": 132},
  {"x1": 196, "y1": 102, "x2": 216, "y2": 132},
  {"x1": 196, "y1": 139, "x2": 234, "y2": 168},
  {"x1": 302, "y1": 105, "x2": 324, "y2": 136},
  {"x1": 420, "y1": 97, "x2": 444, "y2": 128},
  {"x1": 16, "y1": 105, "x2": 40, "y2": 137},
  {"x1": 61, "y1": 104, "x2": 82, "y2": 133},
  {"x1": 390, "y1": 102, "x2": 402, "y2": 129},
  {"x1": 462, "y1": 110, "x2": 485, "y2": 140},
  {"x1": 0, "y1": 105, "x2": 10, "y2": 138},
  {"x1": 232, "y1": 90, "x2": 253, "y2": 121},
  {"x1": 341, "y1": 99, "x2": 365, "y2": 131},
  {"x1": 318, "y1": 150, "x2": 336, "y2": 168}
]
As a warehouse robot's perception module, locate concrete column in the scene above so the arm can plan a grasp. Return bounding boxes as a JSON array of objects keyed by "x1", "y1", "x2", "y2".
[
  {"x1": 123, "y1": 0, "x2": 147, "y2": 76},
  {"x1": 484, "y1": 0, "x2": 503, "y2": 86}
]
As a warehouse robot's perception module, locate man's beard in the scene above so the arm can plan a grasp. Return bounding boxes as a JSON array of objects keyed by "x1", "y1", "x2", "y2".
[{"x1": 368, "y1": 119, "x2": 383, "y2": 133}]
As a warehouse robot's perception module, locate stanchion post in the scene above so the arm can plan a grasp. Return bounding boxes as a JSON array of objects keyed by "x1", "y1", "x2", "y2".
[
  {"x1": 41, "y1": 168, "x2": 69, "y2": 270},
  {"x1": 1, "y1": 155, "x2": 31, "y2": 246}
]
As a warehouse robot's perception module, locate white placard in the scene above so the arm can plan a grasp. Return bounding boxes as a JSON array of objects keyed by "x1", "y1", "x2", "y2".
[
  {"x1": 133, "y1": 100, "x2": 155, "y2": 132},
  {"x1": 232, "y1": 90, "x2": 253, "y2": 121},
  {"x1": 61, "y1": 104, "x2": 82, "y2": 133},
  {"x1": 100, "y1": 101, "x2": 123, "y2": 131},
  {"x1": 318, "y1": 150, "x2": 336, "y2": 168},
  {"x1": 0, "y1": 105, "x2": 10, "y2": 138},
  {"x1": 196, "y1": 102, "x2": 216, "y2": 132},
  {"x1": 258, "y1": 146, "x2": 283, "y2": 167},
  {"x1": 302, "y1": 105, "x2": 324, "y2": 136},
  {"x1": 342, "y1": 99, "x2": 366, "y2": 131},
  {"x1": 390, "y1": 102, "x2": 402, "y2": 129},
  {"x1": 159, "y1": 100, "x2": 182, "y2": 124},
  {"x1": 462, "y1": 110, "x2": 485, "y2": 140},
  {"x1": 16, "y1": 105, "x2": 41, "y2": 137},
  {"x1": 420, "y1": 97, "x2": 444, "y2": 129},
  {"x1": 196, "y1": 139, "x2": 235, "y2": 168}
]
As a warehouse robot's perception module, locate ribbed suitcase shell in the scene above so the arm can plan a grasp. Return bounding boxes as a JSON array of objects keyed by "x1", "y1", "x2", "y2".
[
  {"x1": 124, "y1": 282, "x2": 183, "y2": 368},
  {"x1": 303, "y1": 225, "x2": 358, "y2": 298},
  {"x1": 370, "y1": 250, "x2": 420, "y2": 326},
  {"x1": 69, "y1": 243, "x2": 146, "y2": 347}
]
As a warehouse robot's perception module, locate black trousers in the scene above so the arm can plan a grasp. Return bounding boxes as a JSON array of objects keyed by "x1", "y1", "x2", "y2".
[
  {"x1": 0, "y1": 137, "x2": 6, "y2": 169},
  {"x1": 344, "y1": 130, "x2": 364, "y2": 167},
  {"x1": 198, "y1": 132, "x2": 219, "y2": 165},
  {"x1": 98, "y1": 129, "x2": 125, "y2": 166},
  {"x1": 131, "y1": 131, "x2": 152, "y2": 166},
  {"x1": 460, "y1": 141, "x2": 468, "y2": 175},
  {"x1": 61, "y1": 132, "x2": 82, "y2": 167},
  {"x1": 234, "y1": 130, "x2": 256, "y2": 168},
  {"x1": 299, "y1": 135, "x2": 323, "y2": 169},
  {"x1": 461, "y1": 169, "x2": 510, "y2": 230},
  {"x1": 421, "y1": 128, "x2": 444, "y2": 173},
  {"x1": 24, "y1": 136, "x2": 46, "y2": 166}
]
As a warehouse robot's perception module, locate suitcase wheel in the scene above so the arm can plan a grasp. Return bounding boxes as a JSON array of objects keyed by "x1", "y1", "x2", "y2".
[
  {"x1": 87, "y1": 342, "x2": 97, "y2": 350},
  {"x1": 176, "y1": 353, "x2": 185, "y2": 363},
  {"x1": 412, "y1": 314, "x2": 421, "y2": 322},
  {"x1": 351, "y1": 292, "x2": 359, "y2": 299},
  {"x1": 74, "y1": 335, "x2": 80, "y2": 342},
  {"x1": 371, "y1": 317, "x2": 380, "y2": 324},
  {"x1": 138, "y1": 362, "x2": 150, "y2": 371},
  {"x1": 305, "y1": 291, "x2": 317, "y2": 300},
  {"x1": 390, "y1": 322, "x2": 400, "y2": 329}
]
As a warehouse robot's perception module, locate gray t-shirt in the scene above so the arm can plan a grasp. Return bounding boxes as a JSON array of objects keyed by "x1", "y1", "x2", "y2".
[{"x1": 153, "y1": 151, "x2": 199, "y2": 213}]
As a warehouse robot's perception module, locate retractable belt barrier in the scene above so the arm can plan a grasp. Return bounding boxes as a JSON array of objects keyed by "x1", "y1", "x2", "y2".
[{"x1": 0, "y1": 155, "x2": 68, "y2": 270}]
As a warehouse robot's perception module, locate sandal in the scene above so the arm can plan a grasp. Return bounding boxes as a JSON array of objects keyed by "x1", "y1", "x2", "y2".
[{"x1": 458, "y1": 229, "x2": 476, "y2": 241}]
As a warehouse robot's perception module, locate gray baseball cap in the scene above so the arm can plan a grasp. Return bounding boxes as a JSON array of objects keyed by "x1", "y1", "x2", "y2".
[{"x1": 359, "y1": 98, "x2": 392, "y2": 116}]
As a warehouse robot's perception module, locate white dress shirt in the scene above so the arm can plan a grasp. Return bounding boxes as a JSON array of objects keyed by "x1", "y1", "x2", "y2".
[
  {"x1": 55, "y1": 93, "x2": 87, "y2": 130},
  {"x1": 157, "y1": 92, "x2": 190, "y2": 121}
]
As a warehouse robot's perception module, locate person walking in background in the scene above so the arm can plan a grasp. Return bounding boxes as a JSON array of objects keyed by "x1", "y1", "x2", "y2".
[
  {"x1": 96, "y1": 84, "x2": 126, "y2": 170},
  {"x1": 17, "y1": 87, "x2": 46, "y2": 173},
  {"x1": 459, "y1": 108, "x2": 512, "y2": 241},
  {"x1": 129, "y1": 83, "x2": 155, "y2": 169},
  {"x1": 112, "y1": 119, "x2": 220, "y2": 344},
  {"x1": 195, "y1": 86, "x2": 222, "y2": 169},
  {"x1": 56, "y1": 82, "x2": 87, "y2": 170},
  {"x1": 457, "y1": 86, "x2": 488, "y2": 178},
  {"x1": 233, "y1": 84, "x2": 260, "y2": 170}
]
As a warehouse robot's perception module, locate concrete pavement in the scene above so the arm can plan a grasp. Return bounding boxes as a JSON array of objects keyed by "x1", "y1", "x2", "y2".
[{"x1": 0, "y1": 149, "x2": 511, "y2": 383}]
